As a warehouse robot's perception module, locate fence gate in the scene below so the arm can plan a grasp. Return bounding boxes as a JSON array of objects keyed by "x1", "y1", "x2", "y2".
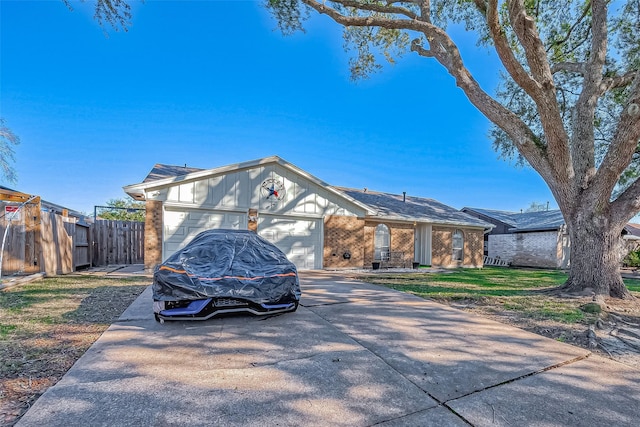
[{"x1": 92, "y1": 220, "x2": 144, "y2": 266}]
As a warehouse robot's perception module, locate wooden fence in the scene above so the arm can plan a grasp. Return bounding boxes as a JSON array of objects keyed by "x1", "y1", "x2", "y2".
[
  {"x1": 40, "y1": 212, "x2": 76, "y2": 275},
  {"x1": 92, "y1": 220, "x2": 144, "y2": 266},
  {"x1": 1, "y1": 207, "x2": 144, "y2": 276}
]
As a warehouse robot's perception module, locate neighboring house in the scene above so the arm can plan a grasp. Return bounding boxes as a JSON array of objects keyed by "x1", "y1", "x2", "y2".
[
  {"x1": 462, "y1": 207, "x2": 639, "y2": 269},
  {"x1": 462, "y1": 207, "x2": 569, "y2": 269},
  {"x1": 124, "y1": 156, "x2": 492, "y2": 271},
  {"x1": 624, "y1": 223, "x2": 640, "y2": 255}
]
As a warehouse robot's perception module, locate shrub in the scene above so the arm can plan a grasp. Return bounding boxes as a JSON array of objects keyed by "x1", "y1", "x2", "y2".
[{"x1": 623, "y1": 250, "x2": 640, "y2": 268}]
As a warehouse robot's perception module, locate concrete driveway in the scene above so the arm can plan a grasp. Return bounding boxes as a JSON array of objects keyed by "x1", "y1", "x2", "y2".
[{"x1": 17, "y1": 271, "x2": 640, "y2": 426}]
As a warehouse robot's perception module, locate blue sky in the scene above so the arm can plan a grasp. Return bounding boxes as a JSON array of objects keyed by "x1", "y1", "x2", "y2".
[{"x1": 1, "y1": 0, "x2": 558, "y2": 216}]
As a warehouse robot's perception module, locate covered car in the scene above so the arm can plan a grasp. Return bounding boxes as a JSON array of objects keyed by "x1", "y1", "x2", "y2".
[{"x1": 153, "y1": 229, "x2": 300, "y2": 322}]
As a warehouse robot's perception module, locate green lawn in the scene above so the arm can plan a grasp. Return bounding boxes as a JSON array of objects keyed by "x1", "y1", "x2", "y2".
[{"x1": 361, "y1": 267, "x2": 640, "y2": 324}]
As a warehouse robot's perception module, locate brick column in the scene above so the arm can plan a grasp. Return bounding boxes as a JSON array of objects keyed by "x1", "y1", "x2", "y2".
[{"x1": 144, "y1": 200, "x2": 163, "y2": 271}]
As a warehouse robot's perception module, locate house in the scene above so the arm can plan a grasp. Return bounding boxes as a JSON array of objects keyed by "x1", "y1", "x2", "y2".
[
  {"x1": 624, "y1": 223, "x2": 640, "y2": 255},
  {"x1": 462, "y1": 207, "x2": 639, "y2": 269},
  {"x1": 123, "y1": 156, "x2": 492, "y2": 271},
  {"x1": 461, "y1": 207, "x2": 569, "y2": 268}
]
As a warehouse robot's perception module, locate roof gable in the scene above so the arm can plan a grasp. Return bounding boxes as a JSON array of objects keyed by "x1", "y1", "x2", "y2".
[{"x1": 124, "y1": 156, "x2": 375, "y2": 215}]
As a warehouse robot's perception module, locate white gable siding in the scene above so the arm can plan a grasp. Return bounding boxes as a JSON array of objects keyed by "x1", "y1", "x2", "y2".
[{"x1": 159, "y1": 164, "x2": 365, "y2": 217}]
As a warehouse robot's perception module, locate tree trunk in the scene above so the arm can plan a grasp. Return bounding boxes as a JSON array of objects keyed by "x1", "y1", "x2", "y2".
[{"x1": 561, "y1": 210, "x2": 632, "y2": 299}]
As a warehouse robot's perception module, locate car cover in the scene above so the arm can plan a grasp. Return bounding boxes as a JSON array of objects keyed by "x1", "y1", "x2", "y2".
[{"x1": 153, "y1": 229, "x2": 301, "y2": 304}]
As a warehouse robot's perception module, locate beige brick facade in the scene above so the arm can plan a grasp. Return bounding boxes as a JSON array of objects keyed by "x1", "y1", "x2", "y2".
[
  {"x1": 432, "y1": 226, "x2": 483, "y2": 268},
  {"x1": 363, "y1": 221, "x2": 415, "y2": 268},
  {"x1": 323, "y1": 215, "x2": 365, "y2": 269},
  {"x1": 144, "y1": 200, "x2": 163, "y2": 271}
]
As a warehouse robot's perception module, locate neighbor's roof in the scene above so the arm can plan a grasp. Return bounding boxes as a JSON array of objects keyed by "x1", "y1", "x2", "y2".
[
  {"x1": 335, "y1": 187, "x2": 493, "y2": 229},
  {"x1": 624, "y1": 223, "x2": 640, "y2": 239},
  {"x1": 462, "y1": 207, "x2": 565, "y2": 232}
]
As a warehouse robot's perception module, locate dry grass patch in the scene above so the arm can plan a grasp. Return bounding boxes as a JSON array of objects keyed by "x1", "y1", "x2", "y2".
[{"x1": 0, "y1": 275, "x2": 148, "y2": 426}]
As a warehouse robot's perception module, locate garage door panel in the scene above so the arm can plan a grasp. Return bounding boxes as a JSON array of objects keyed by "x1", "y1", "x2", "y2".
[
  {"x1": 258, "y1": 215, "x2": 321, "y2": 270},
  {"x1": 163, "y1": 208, "x2": 246, "y2": 260}
]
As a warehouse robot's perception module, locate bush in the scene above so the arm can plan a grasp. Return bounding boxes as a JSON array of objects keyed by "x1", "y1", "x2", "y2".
[{"x1": 623, "y1": 250, "x2": 640, "y2": 268}]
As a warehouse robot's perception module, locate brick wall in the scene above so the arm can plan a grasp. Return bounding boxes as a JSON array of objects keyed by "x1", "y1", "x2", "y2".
[
  {"x1": 488, "y1": 231, "x2": 562, "y2": 268},
  {"x1": 363, "y1": 221, "x2": 415, "y2": 268},
  {"x1": 432, "y1": 226, "x2": 484, "y2": 268},
  {"x1": 465, "y1": 229, "x2": 484, "y2": 267},
  {"x1": 144, "y1": 200, "x2": 163, "y2": 271},
  {"x1": 323, "y1": 215, "x2": 365, "y2": 269}
]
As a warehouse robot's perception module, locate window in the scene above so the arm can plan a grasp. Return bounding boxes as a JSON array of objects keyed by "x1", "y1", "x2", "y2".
[
  {"x1": 374, "y1": 224, "x2": 390, "y2": 261},
  {"x1": 452, "y1": 229, "x2": 464, "y2": 262}
]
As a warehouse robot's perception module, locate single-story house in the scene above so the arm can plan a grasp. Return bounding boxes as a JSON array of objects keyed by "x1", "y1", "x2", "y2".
[
  {"x1": 462, "y1": 207, "x2": 639, "y2": 269},
  {"x1": 461, "y1": 207, "x2": 568, "y2": 269},
  {"x1": 624, "y1": 223, "x2": 640, "y2": 255},
  {"x1": 124, "y1": 156, "x2": 492, "y2": 271}
]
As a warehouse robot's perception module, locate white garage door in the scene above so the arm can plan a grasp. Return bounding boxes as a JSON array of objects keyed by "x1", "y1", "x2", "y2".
[
  {"x1": 258, "y1": 215, "x2": 322, "y2": 270},
  {"x1": 163, "y1": 208, "x2": 246, "y2": 260}
]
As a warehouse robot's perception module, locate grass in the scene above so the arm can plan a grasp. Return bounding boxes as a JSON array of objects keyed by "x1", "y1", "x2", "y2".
[
  {"x1": 0, "y1": 275, "x2": 148, "y2": 424},
  {"x1": 362, "y1": 267, "x2": 640, "y2": 324}
]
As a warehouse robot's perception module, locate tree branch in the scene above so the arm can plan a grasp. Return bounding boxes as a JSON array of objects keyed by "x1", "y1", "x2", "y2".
[
  {"x1": 601, "y1": 70, "x2": 638, "y2": 93},
  {"x1": 552, "y1": 64, "x2": 637, "y2": 94},
  {"x1": 611, "y1": 176, "x2": 640, "y2": 225},
  {"x1": 486, "y1": 0, "x2": 542, "y2": 98},
  {"x1": 551, "y1": 61, "x2": 584, "y2": 75},
  {"x1": 506, "y1": 0, "x2": 571, "y2": 186},
  {"x1": 330, "y1": 0, "x2": 419, "y2": 20},
  {"x1": 594, "y1": 72, "x2": 640, "y2": 202},
  {"x1": 299, "y1": 0, "x2": 557, "y2": 185},
  {"x1": 570, "y1": 0, "x2": 608, "y2": 191}
]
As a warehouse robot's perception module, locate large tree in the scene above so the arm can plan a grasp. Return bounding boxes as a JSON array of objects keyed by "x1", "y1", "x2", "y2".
[
  {"x1": 266, "y1": 0, "x2": 640, "y2": 299},
  {"x1": 74, "y1": 0, "x2": 639, "y2": 298}
]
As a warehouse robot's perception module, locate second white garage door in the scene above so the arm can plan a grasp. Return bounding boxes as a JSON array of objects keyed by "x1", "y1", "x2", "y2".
[{"x1": 258, "y1": 215, "x2": 322, "y2": 270}]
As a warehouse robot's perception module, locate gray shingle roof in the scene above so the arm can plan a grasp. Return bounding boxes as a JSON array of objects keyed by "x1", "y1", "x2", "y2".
[
  {"x1": 625, "y1": 223, "x2": 640, "y2": 238},
  {"x1": 335, "y1": 187, "x2": 492, "y2": 228},
  {"x1": 463, "y1": 207, "x2": 565, "y2": 232},
  {"x1": 143, "y1": 164, "x2": 204, "y2": 183}
]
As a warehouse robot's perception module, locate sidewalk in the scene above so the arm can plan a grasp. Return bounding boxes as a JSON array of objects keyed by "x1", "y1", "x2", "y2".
[{"x1": 16, "y1": 271, "x2": 640, "y2": 426}]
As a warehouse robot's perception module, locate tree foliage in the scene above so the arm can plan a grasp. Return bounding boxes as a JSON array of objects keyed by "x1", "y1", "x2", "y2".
[
  {"x1": 98, "y1": 197, "x2": 145, "y2": 222},
  {"x1": 265, "y1": 1, "x2": 639, "y2": 220},
  {"x1": 0, "y1": 118, "x2": 20, "y2": 184},
  {"x1": 63, "y1": 0, "x2": 132, "y2": 31}
]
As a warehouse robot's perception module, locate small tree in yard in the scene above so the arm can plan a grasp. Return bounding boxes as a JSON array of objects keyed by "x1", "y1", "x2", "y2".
[
  {"x1": 71, "y1": 1, "x2": 640, "y2": 299},
  {"x1": 98, "y1": 197, "x2": 145, "y2": 222}
]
